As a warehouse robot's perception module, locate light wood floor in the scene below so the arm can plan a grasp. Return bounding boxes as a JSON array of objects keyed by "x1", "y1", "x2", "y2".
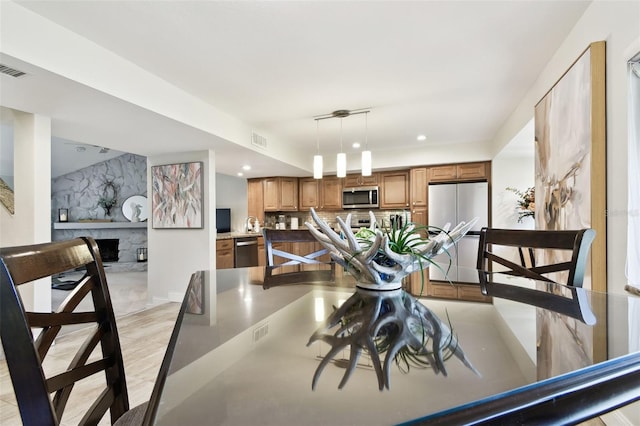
[{"x1": 0, "y1": 301, "x2": 180, "y2": 425}]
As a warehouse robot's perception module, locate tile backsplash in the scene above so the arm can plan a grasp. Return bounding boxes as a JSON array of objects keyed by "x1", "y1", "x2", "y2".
[{"x1": 264, "y1": 209, "x2": 412, "y2": 230}]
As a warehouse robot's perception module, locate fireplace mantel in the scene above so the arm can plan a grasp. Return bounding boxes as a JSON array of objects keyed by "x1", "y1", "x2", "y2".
[{"x1": 53, "y1": 222, "x2": 147, "y2": 230}]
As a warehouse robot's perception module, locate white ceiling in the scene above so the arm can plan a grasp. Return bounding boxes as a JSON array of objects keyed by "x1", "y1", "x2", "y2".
[{"x1": 0, "y1": 1, "x2": 588, "y2": 178}]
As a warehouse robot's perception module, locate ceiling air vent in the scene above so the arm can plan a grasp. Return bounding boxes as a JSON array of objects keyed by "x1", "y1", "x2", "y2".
[
  {"x1": 251, "y1": 132, "x2": 267, "y2": 149},
  {"x1": 0, "y1": 64, "x2": 27, "y2": 78}
]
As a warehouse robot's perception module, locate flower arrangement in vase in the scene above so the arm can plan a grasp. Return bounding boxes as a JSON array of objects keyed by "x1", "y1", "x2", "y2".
[{"x1": 506, "y1": 186, "x2": 535, "y2": 222}]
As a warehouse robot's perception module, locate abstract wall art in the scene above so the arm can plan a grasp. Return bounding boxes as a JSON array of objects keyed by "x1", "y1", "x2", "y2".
[
  {"x1": 534, "y1": 40, "x2": 607, "y2": 292},
  {"x1": 151, "y1": 162, "x2": 203, "y2": 229},
  {"x1": 534, "y1": 41, "x2": 607, "y2": 375}
]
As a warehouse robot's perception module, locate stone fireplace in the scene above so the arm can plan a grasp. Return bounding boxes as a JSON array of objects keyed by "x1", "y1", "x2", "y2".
[{"x1": 96, "y1": 238, "x2": 119, "y2": 263}]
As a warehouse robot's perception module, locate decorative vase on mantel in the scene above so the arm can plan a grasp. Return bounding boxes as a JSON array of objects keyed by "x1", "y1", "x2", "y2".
[{"x1": 304, "y1": 208, "x2": 480, "y2": 390}]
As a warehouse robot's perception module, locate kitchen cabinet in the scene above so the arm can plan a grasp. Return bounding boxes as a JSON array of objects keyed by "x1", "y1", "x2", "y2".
[
  {"x1": 299, "y1": 178, "x2": 320, "y2": 210},
  {"x1": 410, "y1": 168, "x2": 427, "y2": 228},
  {"x1": 407, "y1": 273, "x2": 491, "y2": 302},
  {"x1": 343, "y1": 173, "x2": 379, "y2": 187},
  {"x1": 280, "y1": 177, "x2": 298, "y2": 210},
  {"x1": 429, "y1": 165, "x2": 457, "y2": 181},
  {"x1": 247, "y1": 179, "x2": 265, "y2": 223},
  {"x1": 263, "y1": 177, "x2": 299, "y2": 211},
  {"x1": 428, "y1": 162, "x2": 488, "y2": 182},
  {"x1": 410, "y1": 167, "x2": 428, "y2": 207},
  {"x1": 216, "y1": 239, "x2": 234, "y2": 269},
  {"x1": 263, "y1": 178, "x2": 279, "y2": 211},
  {"x1": 299, "y1": 176, "x2": 342, "y2": 211},
  {"x1": 257, "y1": 236, "x2": 266, "y2": 266},
  {"x1": 457, "y1": 162, "x2": 487, "y2": 180},
  {"x1": 411, "y1": 207, "x2": 427, "y2": 230},
  {"x1": 380, "y1": 171, "x2": 410, "y2": 209},
  {"x1": 320, "y1": 177, "x2": 342, "y2": 210}
]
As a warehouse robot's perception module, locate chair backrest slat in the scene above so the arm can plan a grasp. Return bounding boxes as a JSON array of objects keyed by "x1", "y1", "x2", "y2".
[
  {"x1": 477, "y1": 227, "x2": 595, "y2": 287},
  {"x1": 263, "y1": 229, "x2": 329, "y2": 266},
  {"x1": 262, "y1": 229, "x2": 335, "y2": 287},
  {"x1": 0, "y1": 237, "x2": 130, "y2": 425}
]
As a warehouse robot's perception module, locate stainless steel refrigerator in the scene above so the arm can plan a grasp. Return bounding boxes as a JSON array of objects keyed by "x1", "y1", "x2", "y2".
[{"x1": 428, "y1": 182, "x2": 488, "y2": 283}]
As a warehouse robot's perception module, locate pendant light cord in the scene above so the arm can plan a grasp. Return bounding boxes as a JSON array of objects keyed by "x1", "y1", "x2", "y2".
[
  {"x1": 340, "y1": 118, "x2": 343, "y2": 152},
  {"x1": 365, "y1": 112, "x2": 368, "y2": 150},
  {"x1": 316, "y1": 119, "x2": 320, "y2": 154}
]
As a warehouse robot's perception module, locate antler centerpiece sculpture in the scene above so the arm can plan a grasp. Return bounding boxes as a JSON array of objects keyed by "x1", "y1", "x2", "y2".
[
  {"x1": 305, "y1": 208, "x2": 478, "y2": 290},
  {"x1": 304, "y1": 209, "x2": 480, "y2": 390}
]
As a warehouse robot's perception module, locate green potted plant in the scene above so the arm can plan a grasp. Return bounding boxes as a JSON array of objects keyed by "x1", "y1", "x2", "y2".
[{"x1": 97, "y1": 180, "x2": 119, "y2": 217}]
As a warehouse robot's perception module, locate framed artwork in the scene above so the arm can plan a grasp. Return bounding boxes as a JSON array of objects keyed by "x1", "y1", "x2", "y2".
[
  {"x1": 534, "y1": 40, "x2": 606, "y2": 292},
  {"x1": 151, "y1": 162, "x2": 203, "y2": 229},
  {"x1": 534, "y1": 41, "x2": 607, "y2": 373}
]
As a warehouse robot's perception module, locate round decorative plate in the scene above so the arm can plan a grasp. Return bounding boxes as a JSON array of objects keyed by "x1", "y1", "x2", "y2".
[{"x1": 122, "y1": 195, "x2": 148, "y2": 222}]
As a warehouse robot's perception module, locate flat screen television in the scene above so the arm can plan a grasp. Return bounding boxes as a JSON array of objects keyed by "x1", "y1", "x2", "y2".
[{"x1": 216, "y1": 208, "x2": 231, "y2": 233}]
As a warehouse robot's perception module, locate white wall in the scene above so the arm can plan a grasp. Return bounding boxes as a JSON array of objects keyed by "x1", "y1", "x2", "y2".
[
  {"x1": 147, "y1": 151, "x2": 216, "y2": 304},
  {"x1": 0, "y1": 110, "x2": 52, "y2": 312},
  {"x1": 490, "y1": 1, "x2": 640, "y2": 296},
  {"x1": 492, "y1": 118, "x2": 535, "y2": 231},
  {"x1": 489, "y1": 2, "x2": 640, "y2": 422},
  {"x1": 215, "y1": 173, "x2": 248, "y2": 232}
]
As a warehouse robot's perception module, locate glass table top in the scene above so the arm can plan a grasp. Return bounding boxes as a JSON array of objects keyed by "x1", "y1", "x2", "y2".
[{"x1": 150, "y1": 264, "x2": 639, "y2": 425}]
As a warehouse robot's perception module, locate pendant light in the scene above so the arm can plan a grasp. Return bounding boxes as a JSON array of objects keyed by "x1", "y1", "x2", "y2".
[
  {"x1": 313, "y1": 108, "x2": 370, "y2": 178},
  {"x1": 313, "y1": 120, "x2": 323, "y2": 179},
  {"x1": 361, "y1": 111, "x2": 372, "y2": 176},
  {"x1": 336, "y1": 118, "x2": 347, "y2": 178}
]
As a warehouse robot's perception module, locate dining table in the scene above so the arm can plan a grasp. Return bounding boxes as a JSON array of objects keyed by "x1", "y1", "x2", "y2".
[{"x1": 143, "y1": 263, "x2": 640, "y2": 425}]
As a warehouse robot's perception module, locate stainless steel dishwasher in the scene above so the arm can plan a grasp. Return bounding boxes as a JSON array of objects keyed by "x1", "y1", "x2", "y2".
[{"x1": 234, "y1": 237, "x2": 259, "y2": 267}]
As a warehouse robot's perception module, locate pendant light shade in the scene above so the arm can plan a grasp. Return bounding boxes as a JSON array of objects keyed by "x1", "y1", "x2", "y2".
[
  {"x1": 337, "y1": 152, "x2": 347, "y2": 178},
  {"x1": 361, "y1": 150, "x2": 372, "y2": 176},
  {"x1": 313, "y1": 119, "x2": 323, "y2": 179},
  {"x1": 313, "y1": 155, "x2": 323, "y2": 179},
  {"x1": 337, "y1": 117, "x2": 346, "y2": 178}
]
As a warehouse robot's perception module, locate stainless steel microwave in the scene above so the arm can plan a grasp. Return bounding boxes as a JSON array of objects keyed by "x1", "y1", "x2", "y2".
[{"x1": 342, "y1": 186, "x2": 379, "y2": 209}]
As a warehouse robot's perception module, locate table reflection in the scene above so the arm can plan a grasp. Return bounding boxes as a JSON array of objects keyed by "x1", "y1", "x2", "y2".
[{"x1": 308, "y1": 287, "x2": 479, "y2": 390}]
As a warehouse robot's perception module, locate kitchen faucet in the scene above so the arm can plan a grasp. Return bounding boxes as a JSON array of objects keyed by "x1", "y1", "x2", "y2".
[{"x1": 245, "y1": 216, "x2": 257, "y2": 232}]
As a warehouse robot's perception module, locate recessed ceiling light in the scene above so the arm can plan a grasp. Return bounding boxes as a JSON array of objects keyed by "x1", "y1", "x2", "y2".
[
  {"x1": 237, "y1": 172, "x2": 244, "y2": 177},
  {"x1": 352, "y1": 142, "x2": 361, "y2": 149},
  {"x1": 417, "y1": 135, "x2": 427, "y2": 141},
  {"x1": 242, "y1": 165, "x2": 251, "y2": 171}
]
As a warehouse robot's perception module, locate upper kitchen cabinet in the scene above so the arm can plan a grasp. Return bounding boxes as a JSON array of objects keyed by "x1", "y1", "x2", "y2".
[
  {"x1": 299, "y1": 178, "x2": 320, "y2": 210},
  {"x1": 429, "y1": 162, "x2": 489, "y2": 182},
  {"x1": 343, "y1": 173, "x2": 379, "y2": 188},
  {"x1": 380, "y1": 170, "x2": 410, "y2": 209},
  {"x1": 410, "y1": 167, "x2": 427, "y2": 207},
  {"x1": 264, "y1": 177, "x2": 299, "y2": 212},
  {"x1": 247, "y1": 179, "x2": 265, "y2": 223},
  {"x1": 320, "y1": 177, "x2": 342, "y2": 210},
  {"x1": 299, "y1": 176, "x2": 343, "y2": 211}
]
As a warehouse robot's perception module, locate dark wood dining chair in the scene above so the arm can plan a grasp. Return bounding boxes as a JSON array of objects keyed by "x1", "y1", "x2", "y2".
[
  {"x1": 476, "y1": 227, "x2": 596, "y2": 288},
  {"x1": 0, "y1": 237, "x2": 147, "y2": 425},
  {"x1": 262, "y1": 229, "x2": 335, "y2": 288}
]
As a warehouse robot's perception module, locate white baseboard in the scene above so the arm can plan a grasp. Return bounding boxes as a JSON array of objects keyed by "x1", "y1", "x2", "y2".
[{"x1": 167, "y1": 291, "x2": 184, "y2": 303}]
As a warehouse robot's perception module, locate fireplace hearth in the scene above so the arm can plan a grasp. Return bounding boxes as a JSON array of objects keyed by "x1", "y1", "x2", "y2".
[{"x1": 95, "y1": 239, "x2": 119, "y2": 263}]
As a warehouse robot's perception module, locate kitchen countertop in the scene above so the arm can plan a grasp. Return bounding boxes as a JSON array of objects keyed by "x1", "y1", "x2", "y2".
[
  {"x1": 216, "y1": 231, "x2": 263, "y2": 240},
  {"x1": 216, "y1": 227, "x2": 335, "y2": 240}
]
